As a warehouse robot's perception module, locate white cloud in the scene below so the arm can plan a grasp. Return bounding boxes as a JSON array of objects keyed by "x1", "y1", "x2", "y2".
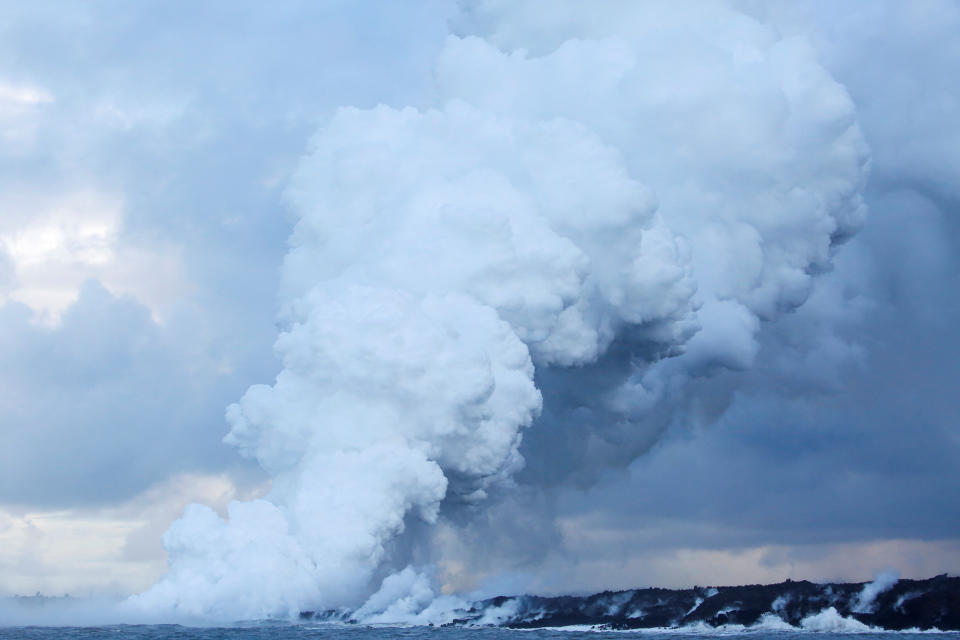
[
  {"x1": 0, "y1": 83, "x2": 52, "y2": 106},
  {"x1": 0, "y1": 190, "x2": 187, "y2": 324},
  {"x1": 0, "y1": 80, "x2": 53, "y2": 148}
]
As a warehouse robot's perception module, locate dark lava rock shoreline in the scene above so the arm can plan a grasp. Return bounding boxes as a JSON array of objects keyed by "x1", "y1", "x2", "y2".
[
  {"x1": 303, "y1": 574, "x2": 960, "y2": 630},
  {"x1": 471, "y1": 574, "x2": 959, "y2": 630}
]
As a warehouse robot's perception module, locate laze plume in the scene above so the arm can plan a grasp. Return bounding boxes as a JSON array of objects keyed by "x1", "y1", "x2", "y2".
[{"x1": 129, "y1": 0, "x2": 868, "y2": 621}]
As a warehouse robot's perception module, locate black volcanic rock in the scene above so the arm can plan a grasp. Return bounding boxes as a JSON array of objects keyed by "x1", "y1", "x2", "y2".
[
  {"x1": 856, "y1": 575, "x2": 960, "y2": 631},
  {"x1": 301, "y1": 574, "x2": 960, "y2": 631}
]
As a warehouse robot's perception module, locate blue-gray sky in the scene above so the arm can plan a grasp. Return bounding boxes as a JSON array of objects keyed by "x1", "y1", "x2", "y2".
[{"x1": 0, "y1": 0, "x2": 957, "y2": 604}]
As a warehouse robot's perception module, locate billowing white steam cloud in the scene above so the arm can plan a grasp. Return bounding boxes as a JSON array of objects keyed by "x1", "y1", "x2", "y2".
[{"x1": 129, "y1": 0, "x2": 868, "y2": 621}]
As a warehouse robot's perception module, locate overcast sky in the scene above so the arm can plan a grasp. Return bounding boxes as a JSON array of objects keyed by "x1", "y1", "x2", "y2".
[{"x1": 0, "y1": 0, "x2": 958, "y2": 604}]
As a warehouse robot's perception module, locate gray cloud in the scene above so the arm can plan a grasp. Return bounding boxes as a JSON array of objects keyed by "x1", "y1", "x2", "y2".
[
  {"x1": 0, "y1": 0, "x2": 957, "y2": 613},
  {"x1": 0, "y1": 282, "x2": 260, "y2": 507},
  {"x1": 0, "y1": 1, "x2": 457, "y2": 508}
]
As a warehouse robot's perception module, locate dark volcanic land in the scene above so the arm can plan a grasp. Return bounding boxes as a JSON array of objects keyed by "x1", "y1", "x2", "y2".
[{"x1": 303, "y1": 574, "x2": 960, "y2": 630}]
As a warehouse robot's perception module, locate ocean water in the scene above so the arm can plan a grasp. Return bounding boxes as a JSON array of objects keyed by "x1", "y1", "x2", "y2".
[{"x1": 1, "y1": 627, "x2": 959, "y2": 640}]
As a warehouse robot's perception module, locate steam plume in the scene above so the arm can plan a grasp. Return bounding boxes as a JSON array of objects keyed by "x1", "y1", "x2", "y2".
[{"x1": 129, "y1": 0, "x2": 868, "y2": 621}]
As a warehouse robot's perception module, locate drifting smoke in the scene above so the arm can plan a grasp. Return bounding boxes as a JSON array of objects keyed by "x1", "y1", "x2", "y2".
[{"x1": 129, "y1": 0, "x2": 868, "y2": 621}]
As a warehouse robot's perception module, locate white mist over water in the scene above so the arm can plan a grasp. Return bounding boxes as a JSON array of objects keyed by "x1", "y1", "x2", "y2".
[{"x1": 128, "y1": 0, "x2": 869, "y2": 622}]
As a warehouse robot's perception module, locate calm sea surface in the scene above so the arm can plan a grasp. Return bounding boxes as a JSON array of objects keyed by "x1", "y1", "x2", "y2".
[{"x1": 1, "y1": 627, "x2": 959, "y2": 640}]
